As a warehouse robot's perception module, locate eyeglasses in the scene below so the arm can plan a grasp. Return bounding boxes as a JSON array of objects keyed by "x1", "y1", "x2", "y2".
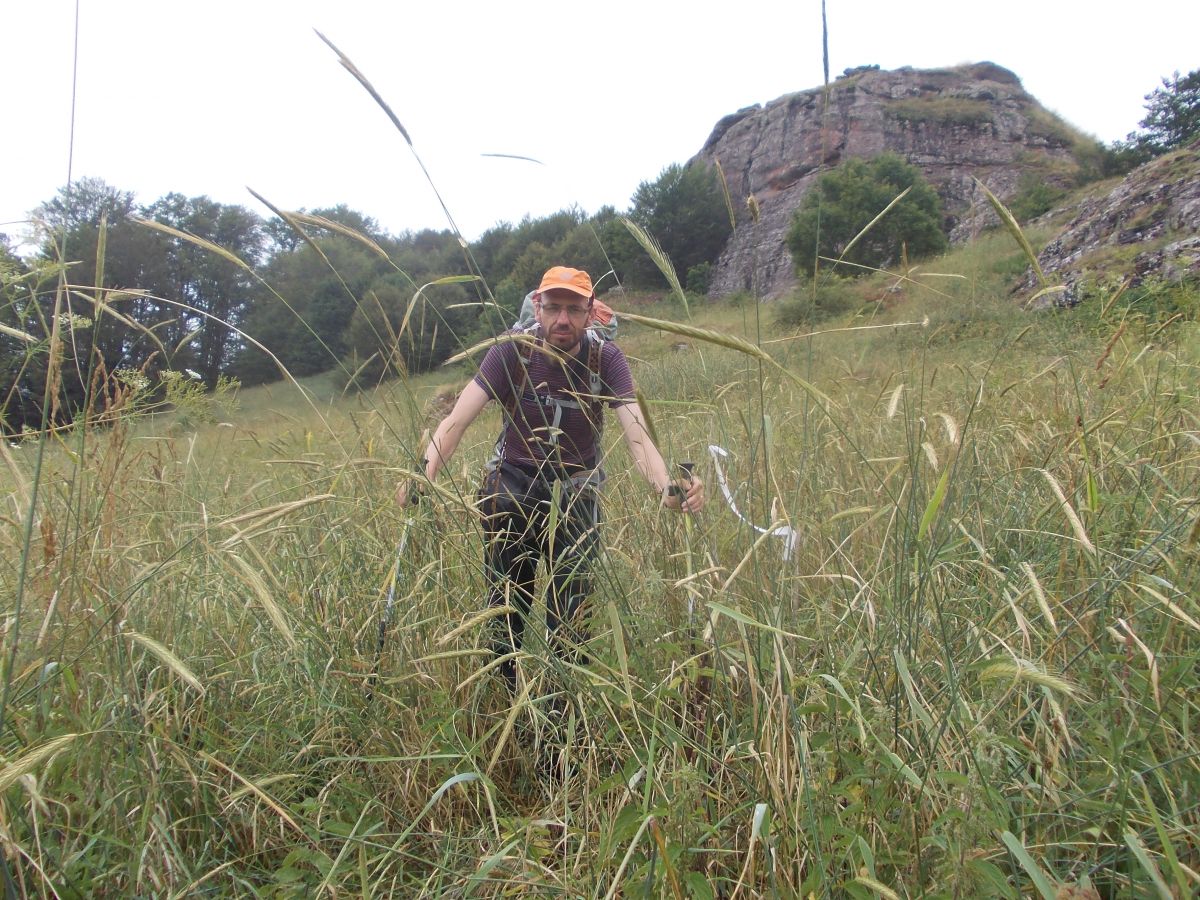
[{"x1": 539, "y1": 303, "x2": 591, "y2": 320}]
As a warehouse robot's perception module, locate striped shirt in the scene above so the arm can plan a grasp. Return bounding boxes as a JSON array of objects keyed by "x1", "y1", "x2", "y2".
[{"x1": 473, "y1": 332, "x2": 636, "y2": 471}]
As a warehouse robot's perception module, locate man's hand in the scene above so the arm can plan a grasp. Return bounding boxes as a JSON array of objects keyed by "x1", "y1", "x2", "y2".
[
  {"x1": 395, "y1": 479, "x2": 423, "y2": 508},
  {"x1": 663, "y1": 476, "x2": 705, "y2": 513},
  {"x1": 396, "y1": 455, "x2": 431, "y2": 508}
]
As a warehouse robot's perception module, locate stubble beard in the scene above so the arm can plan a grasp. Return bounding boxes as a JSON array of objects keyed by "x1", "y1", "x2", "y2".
[{"x1": 546, "y1": 325, "x2": 582, "y2": 353}]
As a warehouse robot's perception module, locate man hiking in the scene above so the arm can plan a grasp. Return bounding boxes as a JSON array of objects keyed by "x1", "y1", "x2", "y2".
[{"x1": 397, "y1": 266, "x2": 704, "y2": 690}]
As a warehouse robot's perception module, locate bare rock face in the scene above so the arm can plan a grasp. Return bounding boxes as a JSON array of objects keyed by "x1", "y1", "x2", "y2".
[
  {"x1": 1021, "y1": 139, "x2": 1200, "y2": 307},
  {"x1": 696, "y1": 62, "x2": 1086, "y2": 299}
]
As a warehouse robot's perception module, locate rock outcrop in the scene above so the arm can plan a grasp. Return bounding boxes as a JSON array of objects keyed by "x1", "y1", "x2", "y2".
[
  {"x1": 1021, "y1": 138, "x2": 1200, "y2": 307},
  {"x1": 696, "y1": 63, "x2": 1089, "y2": 299}
]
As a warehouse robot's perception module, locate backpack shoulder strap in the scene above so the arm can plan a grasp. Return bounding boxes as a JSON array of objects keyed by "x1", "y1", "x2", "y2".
[
  {"x1": 585, "y1": 328, "x2": 606, "y2": 423},
  {"x1": 501, "y1": 324, "x2": 538, "y2": 425}
]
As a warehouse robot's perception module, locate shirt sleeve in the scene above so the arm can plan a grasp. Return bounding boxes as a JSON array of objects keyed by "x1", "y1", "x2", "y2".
[
  {"x1": 472, "y1": 341, "x2": 518, "y2": 403},
  {"x1": 601, "y1": 343, "x2": 637, "y2": 407}
]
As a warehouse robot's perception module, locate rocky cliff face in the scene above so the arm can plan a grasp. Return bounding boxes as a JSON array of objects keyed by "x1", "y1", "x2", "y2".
[
  {"x1": 696, "y1": 63, "x2": 1087, "y2": 299},
  {"x1": 1021, "y1": 138, "x2": 1200, "y2": 307}
]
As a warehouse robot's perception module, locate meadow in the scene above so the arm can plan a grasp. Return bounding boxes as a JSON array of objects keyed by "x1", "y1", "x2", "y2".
[{"x1": 2, "y1": 220, "x2": 1198, "y2": 898}]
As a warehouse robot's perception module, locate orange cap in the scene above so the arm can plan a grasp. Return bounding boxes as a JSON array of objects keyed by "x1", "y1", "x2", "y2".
[{"x1": 537, "y1": 266, "x2": 594, "y2": 299}]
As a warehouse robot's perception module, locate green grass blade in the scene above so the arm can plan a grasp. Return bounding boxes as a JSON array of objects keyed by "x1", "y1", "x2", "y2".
[
  {"x1": 1123, "y1": 829, "x2": 1174, "y2": 899},
  {"x1": 1000, "y1": 830, "x2": 1057, "y2": 900},
  {"x1": 919, "y1": 465, "x2": 951, "y2": 539}
]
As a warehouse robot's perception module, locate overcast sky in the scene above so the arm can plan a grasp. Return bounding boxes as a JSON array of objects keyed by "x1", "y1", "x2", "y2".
[{"x1": 2, "y1": 0, "x2": 1197, "y2": 251}]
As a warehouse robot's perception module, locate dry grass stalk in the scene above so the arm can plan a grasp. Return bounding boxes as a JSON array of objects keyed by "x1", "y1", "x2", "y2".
[
  {"x1": 973, "y1": 178, "x2": 1045, "y2": 285},
  {"x1": 0, "y1": 323, "x2": 37, "y2": 344},
  {"x1": 218, "y1": 493, "x2": 335, "y2": 547},
  {"x1": 36, "y1": 590, "x2": 61, "y2": 649},
  {"x1": 1038, "y1": 469, "x2": 1097, "y2": 556},
  {"x1": 66, "y1": 288, "x2": 166, "y2": 356},
  {"x1": 437, "y1": 605, "x2": 517, "y2": 646},
  {"x1": 398, "y1": 275, "x2": 479, "y2": 345},
  {"x1": 0, "y1": 440, "x2": 30, "y2": 512},
  {"x1": 222, "y1": 552, "x2": 298, "y2": 648},
  {"x1": 935, "y1": 412, "x2": 959, "y2": 445},
  {"x1": 714, "y1": 159, "x2": 736, "y2": 230},
  {"x1": 124, "y1": 630, "x2": 206, "y2": 695},
  {"x1": 619, "y1": 217, "x2": 689, "y2": 315},
  {"x1": 852, "y1": 876, "x2": 902, "y2": 900},
  {"x1": 1136, "y1": 579, "x2": 1200, "y2": 633},
  {"x1": 836, "y1": 186, "x2": 911, "y2": 270},
  {"x1": 921, "y1": 442, "x2": 939, "y2": 471},
  {"x1": 485, "y1": 678, "x2": 535, "y2": 776},
  {"x1": 201, "y1": 751, "x2": 309, "y2": 840},
  {"x1": 442, "y1": 331, "x2": 541, "y2": 367},
  {"x1": 1112, "y1": 618, "x2": 1161, "y2": 709},
  {"x1": 620, "y1": 311, "x2": 833, "y2": 406},
  {"x1": 130, "y1": 218, "x2": 252, "y2": 273},
  {"x1": 284, "y1": 211, "x2": 391, "y2": 260},
  {"x1": 0, "y1": 734, "x2": 80, "y2": 792},
  {"x1": 1021, "y1": 562, "x2": 1058, "y2": 632},
  {"x1": 762, "y1": 317, "x2": 930, "y2": 346},
  {"x1": 1096, "y1": 320, "x2": 1128, "y2": 370},
  {"x1": 978, "y1": 658, "x2": 1077, "y2": 696}
]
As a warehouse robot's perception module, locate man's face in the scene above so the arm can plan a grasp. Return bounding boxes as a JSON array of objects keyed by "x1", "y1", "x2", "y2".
[{"x1": 535, "y1": 288, "x2": 592, "y2": 351}]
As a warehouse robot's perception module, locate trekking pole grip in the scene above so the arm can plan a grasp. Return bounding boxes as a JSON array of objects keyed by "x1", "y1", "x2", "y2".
[{"x1": 668, "y1": 461, "x2": 695, "y2": 497}]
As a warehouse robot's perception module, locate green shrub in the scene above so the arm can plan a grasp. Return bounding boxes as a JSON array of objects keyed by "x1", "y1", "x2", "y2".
[
  {"x1": 785, "y1": 154, "x2": 948, "y2": 278},
  {"x1": 1009, "y1": 172, "x2": 1068, "y2": 222},
  {"x1": 685, "y1": 262, "x2": 713, "y2": 295},
  {"x1": 774, "y1": 276, "x2": 865, "y2": 326},
  {"x1": 612, "y1": 162, "x2": 732, "y2": 289}
]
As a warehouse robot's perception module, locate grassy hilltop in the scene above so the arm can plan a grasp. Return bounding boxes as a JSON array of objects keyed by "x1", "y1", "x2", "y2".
[{"x1": 1, "y1": 230, "x2": 1198, "y2": 897}]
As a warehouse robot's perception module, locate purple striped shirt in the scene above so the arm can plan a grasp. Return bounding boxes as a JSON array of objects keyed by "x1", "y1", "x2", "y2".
[{"x1": 473, "y1": 332, "x2": 636, "y2": 470}]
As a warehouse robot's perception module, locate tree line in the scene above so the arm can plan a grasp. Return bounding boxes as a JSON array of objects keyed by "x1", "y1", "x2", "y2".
[
  {"x1": 5, "y1": 68, "x2": 1192, "y2": 433},
  {"x1": 0, "y1": 161, "x2": 731, "y2": 433}
]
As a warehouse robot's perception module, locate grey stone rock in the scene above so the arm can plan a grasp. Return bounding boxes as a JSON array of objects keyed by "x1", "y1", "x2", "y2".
[
  {"x1": 694, "y1": 62, "x2": 1084, "y2": 299},
  {"x1": 1019, "y1": 139, "x2": 1200, "y2": 308}
]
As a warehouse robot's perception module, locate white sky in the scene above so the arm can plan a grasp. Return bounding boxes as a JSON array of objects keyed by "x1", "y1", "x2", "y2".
[{"x1": 2, "y1": 0, "x2": 1197, "y2": 252}]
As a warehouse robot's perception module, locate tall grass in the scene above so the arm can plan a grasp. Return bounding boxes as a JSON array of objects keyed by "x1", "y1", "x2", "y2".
[
  {"x1": 2, "y1": 44, "x2": 1198, "y2": 898},
  {"x1": 2, "y1": 262, "x2": 1197, "y2": 895}
]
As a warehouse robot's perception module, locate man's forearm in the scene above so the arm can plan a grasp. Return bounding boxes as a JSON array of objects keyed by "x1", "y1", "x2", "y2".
[
  {"x1": 417, "y1": 381, "x2": 491, "y2": 484},
  {"x1": 616, "y1": 403, "x2": 672, "y2": 495},
  {"x1": 628, "y1": 434, "x2": 672, "y2": 496},
  {"x1": 424, "y1": 416, "x2": 465, "y2": 481}
]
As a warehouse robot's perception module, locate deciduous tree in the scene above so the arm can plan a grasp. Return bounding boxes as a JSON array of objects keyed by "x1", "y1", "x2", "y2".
[{"x1": 616, "y1": 162, "x2": 732, "y2": 289}]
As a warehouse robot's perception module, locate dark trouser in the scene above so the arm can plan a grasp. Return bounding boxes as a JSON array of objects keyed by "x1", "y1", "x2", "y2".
[{"x1": 479, "y1": 462, "x2": 600, "y2": 690}]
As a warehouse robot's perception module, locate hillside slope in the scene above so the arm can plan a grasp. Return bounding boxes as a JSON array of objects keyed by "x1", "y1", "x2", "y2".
[
  {"x1": 1023, "y1": 137, "x2": 1200, "y2": 306},
  {"x1": 696, "y1": 62, "x2": 1097, "y2": 298}
]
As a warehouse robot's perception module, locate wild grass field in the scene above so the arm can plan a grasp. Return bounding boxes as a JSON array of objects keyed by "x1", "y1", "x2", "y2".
[{"x1": 2, "y1": 222, "x2": 1198, "y2": 898}]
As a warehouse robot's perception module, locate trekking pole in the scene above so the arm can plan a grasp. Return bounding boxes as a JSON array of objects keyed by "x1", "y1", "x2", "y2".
[
  {"x1": 669, "y1": 462, "x2": 698, "y2": 618},
  {"x1": 366, "y1": 518, "x2": 412, "y2": 702},
  {"x1": 367, "y1": 434, "x2": 433, "y2": 702},
  {"x1": 368, "y1": 443, "x2": 431, "y2": 702},
  {"x1": 671, "y1": 461, "x2": 723, "y2": 768}
]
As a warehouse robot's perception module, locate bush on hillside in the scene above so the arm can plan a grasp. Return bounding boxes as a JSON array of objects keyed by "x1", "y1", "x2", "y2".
[
  {"x1": 774, "y1": 275, "x2": 865, "y2": 326},
  {"x1": 1009, "y1": 172, "x2": 1068, "y2": 223},
  {"x1": 785, "y1": 154, "x2": 948, "y2": 278}
]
